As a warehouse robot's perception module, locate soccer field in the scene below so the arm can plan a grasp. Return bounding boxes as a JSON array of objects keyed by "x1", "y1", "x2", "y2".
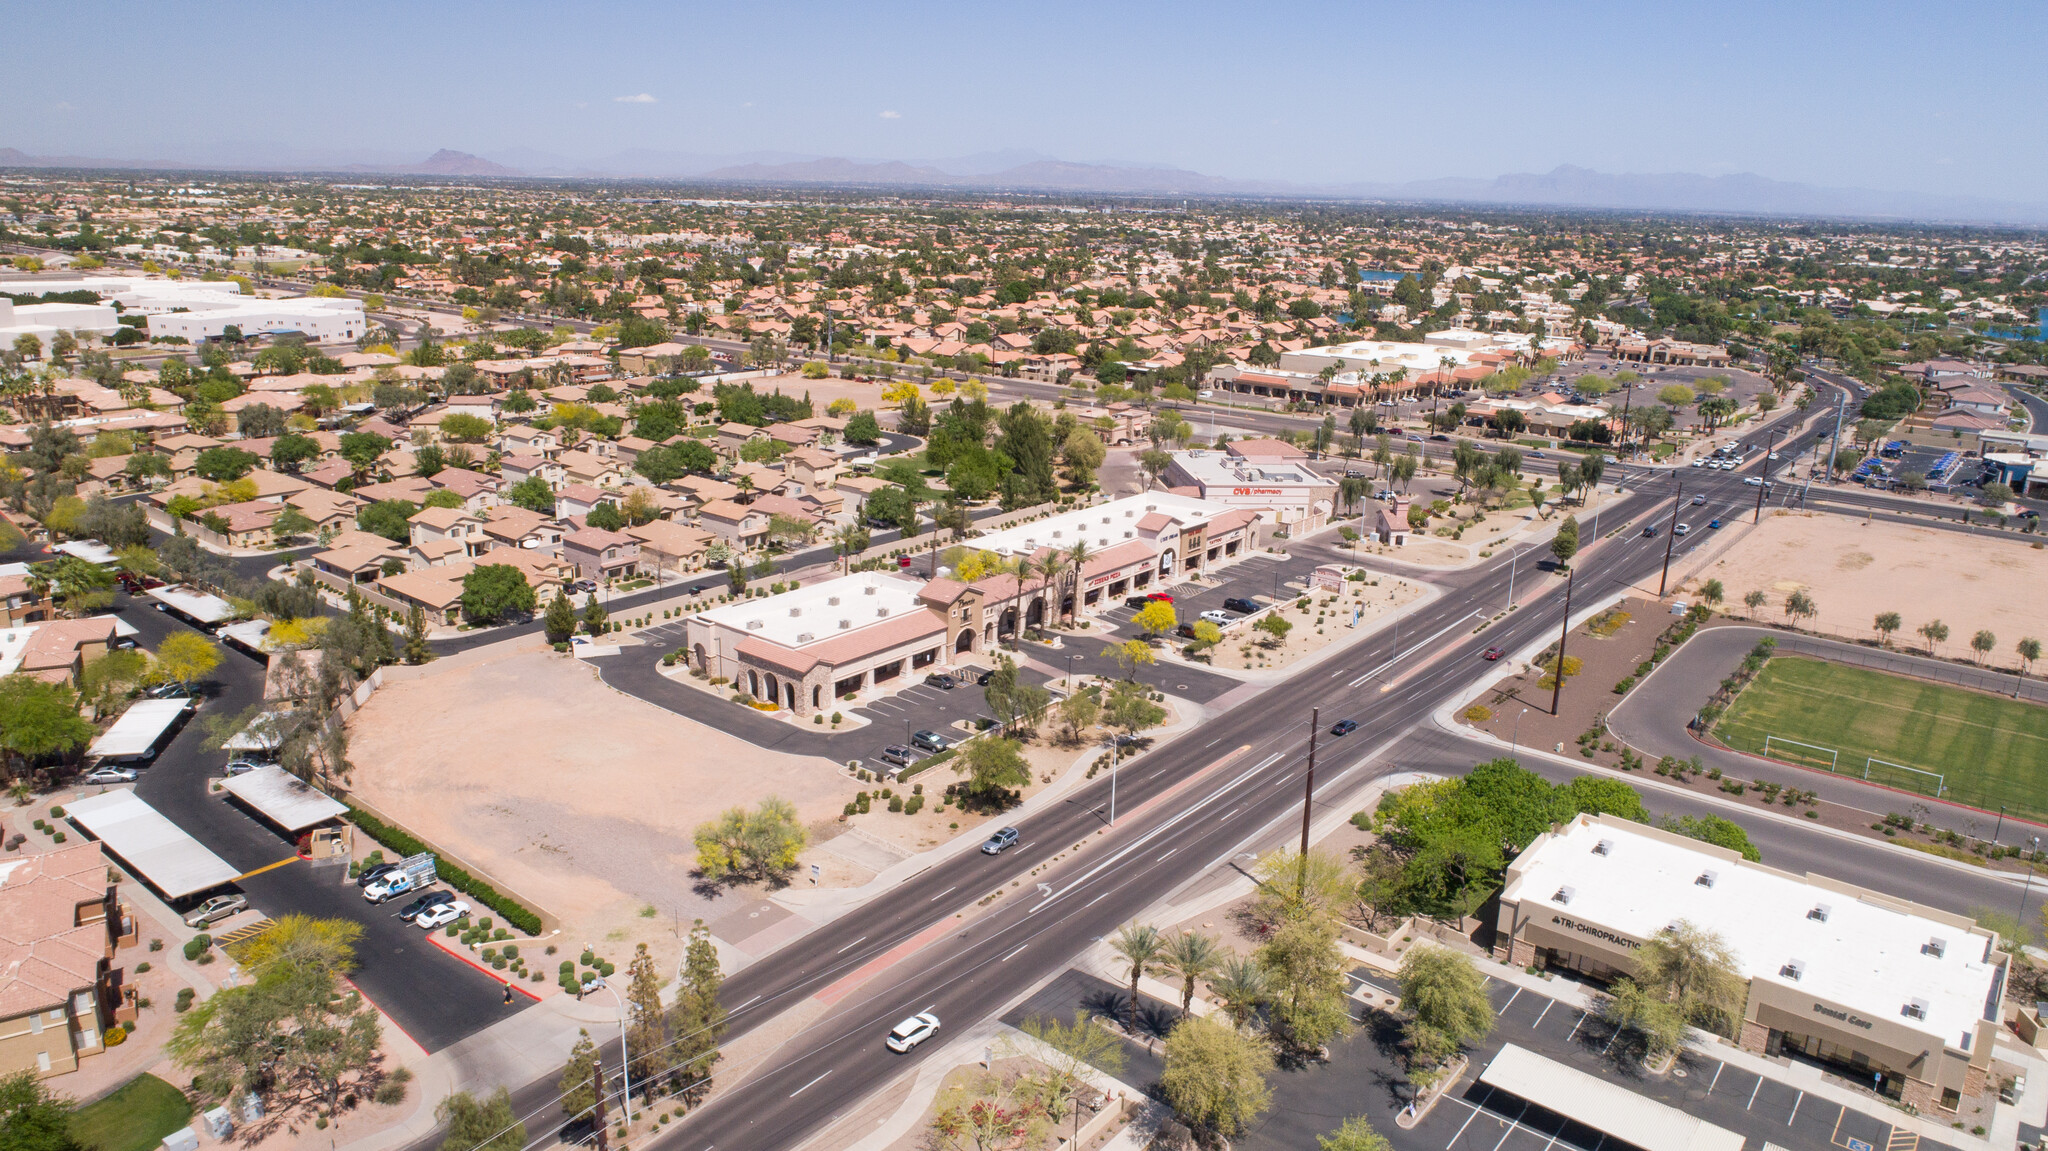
[{"x1": 1714, "y1": 656, "x2": 2048, "y2": 820}]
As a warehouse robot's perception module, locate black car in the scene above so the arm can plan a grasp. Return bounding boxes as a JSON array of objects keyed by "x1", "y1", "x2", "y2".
[
  {"x1": 975, "y1": 669, "x2": 995, "y2": 686},
  {"x1": 923, "y1": 673, "x2": 956, "y2": 690},
  {"x1": 1330, "y1": 719, "x2": 1358, "y2": 736},
  {"x1": 355, "y1": 863, "x2": 400, "y2": 888},
  {"x1": 394, "y1": 890, "x2": 454, "y2": 920},
  {"x1": 1124, "y1": 595, "x2": 1151, "y2": 609},
  {"x1": 1222, "y1": 597, "x2": 1259, "y2": 614}
]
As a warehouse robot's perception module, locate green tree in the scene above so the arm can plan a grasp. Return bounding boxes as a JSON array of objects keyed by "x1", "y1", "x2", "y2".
[
  {"x1": 357, "y1": 498, "x2": 418, "y2": 542},
  {"x1": 692, "y1": 797, "x2": 806, "y2": 881},
  {"x1": 507, "y1": 476, "x2": 556, "y2": 514},
  {"x1": 1873, "y1": 611, "x2": 1902, "y2": 647},
  {"x1": 1831, "y1": 448, "x2": 1863, "y2": 478},
  {"x1": 0, "y1": 1070, "x2": 83, "y2": 1151},
  {"x1": 2017, "y1": 637, "x2": 2041, "y2": 677},
  {"x1": 1783, "y1": 589, "x2": 1816, "y2": 626},
  {"x1": 1162, "y1": 931, "x2": 1223, "y2": 1015},
  {"x1": 843, "y1": 410, "x2": 882, "y2": 445},
  {"x1": 952, "y1": 736, "x2": 1031, "y2": 802},
  {"x1": 460, "y1": 565, "x2": 535, "y2": 624},
  {"x1": 155, "y1": 632, "x2": 222, "y2": 688},
  {"x1": 669, "y1": 919, "x2": 727, "y2": 1099},
  {"x1": 1103, "y1": 679, "x2": 1166, "y2": 752},
  {"x1": 1599, "y1": 974, "x2": 1686, "y2": 1060},
  {"x1": 1160, "y1": 1015, "x2": 1273, "y2": 1139},
  {"x1": 1397, "y1": 947, "x2": 1493, "y2": 1081},
  {"x1": 270, "y1": 432, "x2": 321, "y2": 474},
  {"x1": 435, "y1": 1088, "x2": 524, "y2": 1151},
  {"x1": 1971, "y1": 629, "x2": 1997, "y2": 665},
  {"x1": 1919, "y1": 618, "x2": 1950, "y2": 657},
  {"x1": 581, "y1": 593, "x2": 608, "y2": 637},
  {"x1": 339, "y1": 431, "x2": 393, "y2": 476},
  {"x1": 1209, "y1": 955, "x2": 1269, "y2": 1030},
  {"x1": 1257, "y1": 913, "x2": 1351, "y2": 1052},
  {"x1": 1742, "y1": 589, "x2": 1767, "y2": 616},
  {"x1": 1699, "y1": 578, "x2": 1723, "y2": 606},
  {"x1": 1319, "y1": 1116, "x2": 1393, "y2": 1151},
  {"x1": 623, "y1": 943, "x2": 671, "y2": 1087},
  {"x1": 1628, "y1": 920, "x2": 1746, "y2": 1039},
  {"x1": 542, "y1": 590, "x2": 577, "y2": 644},
  {"x1": 558, "y1": 1030, "x2": 600, "y2": 1120},
  {"x1": 1255, "y1": 613, "x2": 1293, "y2": 648},
  {"x1": 193, "y1": 446, "x2": 258, "y2": 481},
  {"x1": 1549, "y1": 515, "x2": 1579, "y2": 568},
  {"x1": 1109, "y1": 924, "x2": 1167, "y2": 1033}
]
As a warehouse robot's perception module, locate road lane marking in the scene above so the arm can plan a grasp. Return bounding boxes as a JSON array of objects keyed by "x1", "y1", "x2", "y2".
[
  {"x1": 928, "y1": 886, "x2": 957, "y2": 902},
  {"x1": 835, "y1": 935, "x2": 868, "y2": 954},
  {"x1": 790, "y1": 1070, "x2": 830, "y2": 1097},
  {"x1": 1155, "y1": 848, "x2": 1176, "y2": 862},
  {"x1": 234, "y1": 856, "x2": 300, "y2": 881},
  {"x1": 1001, "y1": 943, "x2": 1027, "y2": 961}
]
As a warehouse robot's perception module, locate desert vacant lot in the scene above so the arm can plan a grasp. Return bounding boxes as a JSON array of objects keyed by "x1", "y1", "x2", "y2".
[
  {"x1": 1715, "y1": 655, "x2": 2048, "y2": 819},
  {"x1": 348, "y1": 643, "x2": 851, "y2": 938},
  {"x1": 1697, "y1": 511, "x2": 2048, "y2": 665}
]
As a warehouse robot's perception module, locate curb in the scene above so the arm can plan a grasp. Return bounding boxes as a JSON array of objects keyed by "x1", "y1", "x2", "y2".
[{"x1": 422, "y1": 929, "x2": 547, "y2": 1001}]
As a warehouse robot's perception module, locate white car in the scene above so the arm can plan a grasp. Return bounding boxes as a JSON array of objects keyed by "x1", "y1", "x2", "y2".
[
  {"x1": 1743, "y1": 476, "x2": 1764, "y2": 487},
  {"x1": 885, "y1": 1012, "x2": 941, "y2": 1053},
  {"x1": 84, "y1": 767, "x2": 138, "y2": 785},
  {"x1": 413, "y1": 899, "x2": 471, "y2": 929},
  {"x1": 363, "y1": 872, "x2": 420, "y2": 903},
  {"x1": 1196, "y1": 390, "x2": 1213, "y2": 399}
]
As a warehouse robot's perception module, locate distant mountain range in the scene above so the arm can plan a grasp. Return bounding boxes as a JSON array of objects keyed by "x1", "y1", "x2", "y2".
[{"x1": 5, "y1": 145, "x2": 2046, "y2": 225}]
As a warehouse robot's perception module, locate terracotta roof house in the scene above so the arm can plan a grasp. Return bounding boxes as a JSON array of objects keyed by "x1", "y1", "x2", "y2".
[
  {"x1": 562, "y1": 527, "x2": 641, "y2": 582},
  {"x1": 627, "y1": 520, "x2": 714, "y2": 577},
  {"x1": 0, "y1": 842, "x2": 139, "y2": 1079}
]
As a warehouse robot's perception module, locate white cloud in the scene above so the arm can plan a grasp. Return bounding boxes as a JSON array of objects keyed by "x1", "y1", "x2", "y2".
[
  {"x1": 614, "y1": 93, "x2": 657, "y2": 104},
  {"x1": 879, "y1": 110, "x2": 901, "y2": 120}
]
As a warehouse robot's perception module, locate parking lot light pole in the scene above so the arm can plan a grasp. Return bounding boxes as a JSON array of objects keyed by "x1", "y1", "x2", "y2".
[{"x1": 1511, "y1": 707, "x2": 1529, "y2": 755}]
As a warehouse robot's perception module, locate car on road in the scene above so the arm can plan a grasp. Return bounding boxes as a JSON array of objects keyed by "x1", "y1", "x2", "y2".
[
  {"x1": 1641, "y1": 524, "x2": 1659, "y2": 537},
  {"x1": 1673, "y1": 523, "x2": 1690, "y2": 537},
  {"x1": 1767, "y1": 452, "x2": 1780, "y2": 460},
  {"x1": 1196, "y1": 390, "x2": 1214, "y2": 399},
  {"x1": 84, "y1": 766, "x2": 138, "y2": 784},
  {"x1": 1222, "y1": 597, "x2": 1259, "y2": 614},
  {"x1": 1708, "y1": 518, "x2": 1723, "y2": 529},
  {"x1": 1482, "y1": 646, "x2": 1506, "y2": 661},
  {"x1": 1329, "y1": 719, "x2": 1358, "y2": 736},
  {"x1": 981, "y1": 826, "x2": 1019, "y2": 855},
  {"x1": 1743, "y1": 476, "x2": 1763, "y2": 487},
  {"x1": 910, "y1": 730, "x2": 951, "y2": 754},
  {"x1": 878, "y1": 745, "x2": 917, "y2": 768},
  {"x1": 395, "y1": 891, "x2": 456, "y2": 921},
  {"x1": 1199, "y1": 609, "x2": 1234, "y2": 626},
  {"x1": 414, "y1": 900, "x2": 471, "y2": 930},
  {"x1": 184, "y1": 894, "x2": 248, "y2": 928},
  {"x1": 1691, "y1": 494, "x2": 1707, "y2": 505},
  {"x1": 922, "y1": 673, "x2": 956, "y2": 690},
  {"x1": 885, "y1": 1012, "x2": 941, "y2": 1053},
  {"x1": 1529, "y1": 450, "x2": 1545, "y2": 458}
]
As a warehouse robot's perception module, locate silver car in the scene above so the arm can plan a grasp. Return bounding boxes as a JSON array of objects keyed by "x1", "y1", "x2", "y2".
[
  {"x1": 84, "y1": 767, "x2": 138, "y2": 785},
  {"x1": 184, "y1": 894, "x2": 248, "y2": 928}
]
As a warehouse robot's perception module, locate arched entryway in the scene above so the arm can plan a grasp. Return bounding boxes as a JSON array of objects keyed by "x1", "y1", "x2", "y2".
[
  {"x1": 694, "y1": 643, "x2": 708, "y2": 670},
  {"x1": 764, "y1": 672, "x2": 780, "y2": 707},
  {"x1": 747, "y1": 670, "x2": 761, "y2": 698},
  {"x1": 1157, "y1": 549, "x2": 1177, "y2": 577},
  {"x1": 998, "y1": 606, "x2": 1018, "y2": 636},
  {"x1": 1025, "y1": 597, "x2": 1045, "y2": 629},
  {"x1": 784, "y1": 681, "x2": 797, "y2": 710},
  {"x1": 812, "y1": 685, "x2": 823, "y2": 709},
  {"x1": 956, "y1": 629, "x2": 975, "y2": 653}
]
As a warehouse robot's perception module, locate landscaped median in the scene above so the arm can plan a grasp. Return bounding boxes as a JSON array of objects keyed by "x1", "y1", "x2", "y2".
[{"x1": 342, "y1": 801, "x2": 547, "y2": 935}]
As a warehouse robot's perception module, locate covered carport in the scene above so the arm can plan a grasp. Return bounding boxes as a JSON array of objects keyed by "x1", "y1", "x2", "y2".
[
  {"x1": 218, "y1": 765, "x2": 351, "y2": 860},
  {"x1": 145, "y1": 584, "x2": 236, "y2": 629},
  {"x1": 87, "y1": 698, "x2": 193, "y2": 764},
  {"x1": 1477, "y1": 1044, "x2": 1745, "y2": 1151},
  {"x1": 62, "y1": 789, "x2": 240, "y2": 901}
]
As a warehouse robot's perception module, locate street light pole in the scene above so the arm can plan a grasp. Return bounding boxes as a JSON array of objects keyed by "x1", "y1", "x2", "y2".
[
  {"x1": 592, "y1": 979, "x2": 633, "y2": 1125},
  {"x1": 1657, "y1": 482, "x2": 1683, "y2": 598},
  {"x1": 2016, "y1": 836, "x2": 2042, "y2": 924},
  {"x1": 1511, "y1": 706, "x2": 1529, "y2": 755}
]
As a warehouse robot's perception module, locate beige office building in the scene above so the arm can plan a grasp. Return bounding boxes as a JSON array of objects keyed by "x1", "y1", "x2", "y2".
[{"x1": 1495, "y1": 813, "x2": 2007, "y2": 1118}]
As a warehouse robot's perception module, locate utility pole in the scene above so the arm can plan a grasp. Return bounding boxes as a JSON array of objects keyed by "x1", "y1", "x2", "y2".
[
  {"x1": 589, "y1": 1059, "x2": 610, "y2": 1151},
  {"x1": 1550, "y1": 567, "x2": 1575, "y2": 715},
  {"x1": 1753, "y1": 428, "x2": 1782, "y2": 525},
  {"x1": 1824, "y1": 390, "x2": 1846, "y2": 484},
  {"x1": 1297, "y1": 707, "x2": 1320, "y2": 898},
  {"x1": 1657, "y1": 481, "x2": 1683, "y2": 598}
]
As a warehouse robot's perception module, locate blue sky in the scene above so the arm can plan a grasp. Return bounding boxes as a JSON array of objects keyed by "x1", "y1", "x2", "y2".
[{"x1": 7, "y1": 0, "x2": 2045, "y2": 199}]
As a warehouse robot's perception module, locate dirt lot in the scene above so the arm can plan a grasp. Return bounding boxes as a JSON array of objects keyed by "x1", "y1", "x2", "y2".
[
  {"x1": 1204, "y1": 576, "x2": 1425, "y2": 672},
  {"x1": 1693, "y1": 512, "x2": 2048, "y2": 665},
  {"x1": 347, "y1": 641, "x2": 853, "y2": 948}
]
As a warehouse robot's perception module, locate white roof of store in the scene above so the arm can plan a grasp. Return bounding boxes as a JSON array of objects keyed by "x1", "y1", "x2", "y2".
[
  {"x1": 694, "y1": 570, "x2": 929, "y2": 650},
  {"x1": 87, "y1": 698, "x2": 191, "y2": 760},
  {"x1": 63, "y1": 789, "x2": 239, "y2": 899},
  {"x1": 1480, "y1": 1044, "x2": 1743, "y2": 1151},
  {"x1": 1506, "y1": 814, "x2": 2000, "y2": 1055},
  {"x1": 1168, "y1": 450, "x2": 1325, "y2": 487},
  {"x1": 147, "y1": 585, "x2": 236, "y2": 624},
  {"x1": 219, "y1": 765, "x2": 346, "y2": 832},
  {"x1": 968, "y1": 493, "x2": 1230, "y2": 559}
]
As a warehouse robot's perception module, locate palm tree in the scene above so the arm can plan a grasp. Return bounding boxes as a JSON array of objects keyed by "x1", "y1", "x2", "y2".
[
  {"x1": 1061, "y1": 540, "x2": 1091, "y2": 623},
  {"x1": 1208, "y1": 955, "x2": 1268, "y2": 1030},
  {"x1": 1161, "y1": 931, "x2": 1222, "y2": 1015},
  {"x1": 1008, "y1": 555, "x2": 1038, "y2": 644},
  {"x1": 1109, "y1": 924, "x2": 1167, "y2": 1034}
]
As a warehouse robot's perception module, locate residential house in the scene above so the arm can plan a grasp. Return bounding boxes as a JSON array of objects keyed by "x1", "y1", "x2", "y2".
[
  {"x1": 627, "y1": 520, "x2": 714, "y2": 579},
  {"x1": 498, "y1": 454, "x2": 564, "y2": 493},
  {"x1": 696, "y1": 499, "x2": 771, "y2": 551},
  {"x1": 561, "y1": 527, "x2": 641, "y2": 582},
  {"x1": 478, "y1": 505, "x2": 564, "y2": 553},
  {"x1": 406, "y1": 507, "x2": 488, "y2": 557},
  {"x1": 0, "y1": 842, "x2": 139, "y2": 1079}
]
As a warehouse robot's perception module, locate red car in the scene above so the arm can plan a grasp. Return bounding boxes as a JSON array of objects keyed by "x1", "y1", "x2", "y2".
[
  {"x1": 1146, "y1": 592, "x2": 1174, "y2": 603},
  {"x1": 1482, "y1": 646, "x2": 1506, "y2": 661}
]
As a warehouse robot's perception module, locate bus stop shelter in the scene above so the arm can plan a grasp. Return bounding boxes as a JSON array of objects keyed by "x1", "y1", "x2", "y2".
[
  {"x1": 1478, "y1": 1044, "x2": 1745, "y2": 1151},
  {"x1": 63, "y1": 790, "x2": 240, "y2": 900}
]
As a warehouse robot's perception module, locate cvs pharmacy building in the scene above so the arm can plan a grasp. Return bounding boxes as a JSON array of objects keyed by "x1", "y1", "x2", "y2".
[{"x1": 1495, "y1": 814, "x2": 2008, "y2": 1118}]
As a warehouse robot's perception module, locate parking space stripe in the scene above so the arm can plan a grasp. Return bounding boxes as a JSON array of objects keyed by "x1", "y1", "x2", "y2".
[
  {"x1": 1747, "y1": 1077, "x2": 1763, "y2": 1110},
  {"x1": 1788, "y1": 1090, "x2": 1802, "y2": 1126},
  {"x1": 1446, "y1": 1087, "x2": 1492, "y2": 1149},
  {"x1": 1708, "y1": 1062, "x2": 1723, "y2": 1093},
  {"x1": 1498, "y1": 987, "x2": 1520, "y2": 1015},
  {"x1": 1531, "y1": 999, "x2": 1551, "y2": 1029},
  {"x1": 1489, "y1": 1100, "x2": 1530, "y2": 1151}
]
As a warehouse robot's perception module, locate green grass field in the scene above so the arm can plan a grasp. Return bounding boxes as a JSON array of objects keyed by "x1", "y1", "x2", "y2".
[
  {"x1": 69, "y1": 1073, "x2": 191, "y2": 1151},
  {"x1": 1715, "y1": 656, "x2": 2048, "y2": 820}
]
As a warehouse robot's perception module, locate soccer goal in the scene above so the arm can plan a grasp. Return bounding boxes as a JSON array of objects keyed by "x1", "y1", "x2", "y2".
[
  {"x1": 1761, "y1": 735, "x2": 1840, "y2": 772},
  {"x1": 1864, "y1": 757, "x2": 1946, "y2": 798}
]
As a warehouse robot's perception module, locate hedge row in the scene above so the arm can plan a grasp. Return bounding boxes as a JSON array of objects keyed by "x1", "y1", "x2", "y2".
[{"x1": 344, "y1": 803, "x2": 544, "y2": 935}]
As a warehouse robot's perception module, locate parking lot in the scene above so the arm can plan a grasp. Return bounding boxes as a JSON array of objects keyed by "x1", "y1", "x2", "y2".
[
  {"x1": 1324, "y1": 969, "x2": 1957, "y2": 1151},
  {"x1": 1090, "y1": 551, "x2": 1320, "y2": 639}
]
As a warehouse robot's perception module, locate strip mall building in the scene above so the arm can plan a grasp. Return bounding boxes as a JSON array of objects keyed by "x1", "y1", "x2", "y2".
[{"x1": 1495, "y1": 814, "x2": 2007, "y2": 1117}]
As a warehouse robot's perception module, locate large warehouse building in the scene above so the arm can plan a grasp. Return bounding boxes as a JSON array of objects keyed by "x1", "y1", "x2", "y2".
[{"x1": 1495, "y1": 813, "x2": 2007, "y2": 1117}]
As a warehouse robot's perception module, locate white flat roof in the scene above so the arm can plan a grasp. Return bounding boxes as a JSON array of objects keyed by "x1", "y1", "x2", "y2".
[
  {"x1": 219, "y1": 765, "x2": 346, "y2": 832},
  {"x1": 693, "y1": 570, "x2": 929, "y2": 650},
  {"x1": 52, "y1": 540, "x2": 119, "y2": 566},
  {"x1": 967, "y1": 493, "x2": 1231, "y2": 559},
  {"x1": 63, "y1": 790, "x2": 239, "y2": 899},
  {"x1": 147, "y1": 585, "x2": 236, "y2": 624},
  {"x1": 1506, "y1": 815, "x2": 2000, "y2": 1054},
  {"x1": 88, "y1": 698, "x2": 192, "y2": 760},
  {"x1": 1481, "y1": 1044, "x2": 1744, "y2": 1151},
  {"x1": 1168, "y1": 450, "x2": 1325, "y2": 487}
]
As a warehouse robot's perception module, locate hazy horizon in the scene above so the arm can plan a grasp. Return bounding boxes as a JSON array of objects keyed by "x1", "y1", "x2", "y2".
[{"x1": 7, "y1": 0, "x2": 2045, "y2": 202}]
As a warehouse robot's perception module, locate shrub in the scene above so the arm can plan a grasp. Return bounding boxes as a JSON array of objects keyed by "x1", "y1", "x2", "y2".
[
  {"x1": 104, "y1": 1026, "x2": 127, "y2": 1047},
  {"x1": 174, "y1": 988, "x2": 195, "y2": 1013},
  {"x1": 183, "y1": 936, "x2": 211, "y2": 961},
  {"x1": 49, "y1": 806, "x2": 62, "y2": 818},
  {"x1": 134, "y1": 962, "x2": 151, "y2": 974},
  {"x1": 888, "y1": 796, "x2": 904, "y2": 812},
  {"x1": 1461, "y1": 704, "x2": 1492, "y2": 723},
  {"x1": 904, "y1": 794, "x2": 924, "y2": 815},
  {"x1": 51, "y1": 832, "x2": 63, "y2": 843}
]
